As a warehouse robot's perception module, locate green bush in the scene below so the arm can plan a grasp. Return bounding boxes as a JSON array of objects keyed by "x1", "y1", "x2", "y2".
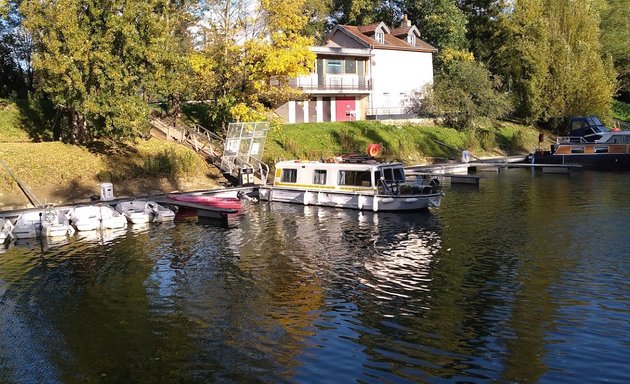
[
  {"x1": 613, "y1": 100, "x2": 630, "y2": 122},
  {"x1": 478, "y1": 129, "x2": 496, "y2": 150},
  {"x1": 144, "y1": 148, "x2": 198, "y2": 177}
]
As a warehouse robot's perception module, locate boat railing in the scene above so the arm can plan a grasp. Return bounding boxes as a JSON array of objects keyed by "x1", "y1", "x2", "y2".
[
  {"x1": 379, "y1": 177, "x2": 440, "y2": 196},
  {"x1": 557, "y1": 136, "x2": 588, "y2": 144}
]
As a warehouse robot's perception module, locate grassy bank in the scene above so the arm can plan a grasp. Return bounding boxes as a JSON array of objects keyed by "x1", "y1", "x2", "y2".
[
  {"x1": 2, "y1": 98, "x2": 541, "y2": 207},
  {"x1": 0, "y1": 100, "x2": 224, "y2": 208},
  {"x1": 263, "y1": 120, "x2": 540, "y2": 166}
]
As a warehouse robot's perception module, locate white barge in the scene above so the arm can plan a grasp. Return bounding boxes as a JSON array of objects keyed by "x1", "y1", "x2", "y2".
[{"x1": 259, "y1": 157, "x2": 443, "y2": 212}]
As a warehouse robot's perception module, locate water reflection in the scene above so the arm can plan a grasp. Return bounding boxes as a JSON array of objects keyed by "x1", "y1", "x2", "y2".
[{"x1": 1, "y1": 172, "x2": 630, "y2": 383}]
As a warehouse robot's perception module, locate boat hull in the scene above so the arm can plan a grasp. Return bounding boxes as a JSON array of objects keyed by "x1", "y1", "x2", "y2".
[
  {"x1": 532, "y1": 152, "x2": 630, "y2": 170},
  {"x1": 258, "y1": 187, "x2": 442, "y2": 212}
]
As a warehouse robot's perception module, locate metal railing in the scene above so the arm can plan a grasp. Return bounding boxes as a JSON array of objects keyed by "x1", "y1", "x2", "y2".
[
  {"x1": 289, "y1": 77, "x2": 372, "y2": 91},
  {"x1": 150, "y1": 118, "x2": 224, "y2": 161}
]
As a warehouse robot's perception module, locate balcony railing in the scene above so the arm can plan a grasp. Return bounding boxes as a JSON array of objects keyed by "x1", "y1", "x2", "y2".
[{"x1": 290, "y1": 77, "x2": 372, "y2": 91}]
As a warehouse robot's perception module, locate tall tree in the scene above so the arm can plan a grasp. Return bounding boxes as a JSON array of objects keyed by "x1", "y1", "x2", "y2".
[
  {"x1": 600, "y1": 0, "x2": 630, "y2": 98},
  {"x1": 20, "y1": 0, "x2": 193, "y2": 144},
  {"x1": 329, "y1": 0, "x2": 400, "y2": 27},
  {"x1": 0, "y1": 1, "x2": 32, "y2": 97},
  {"x1": 191, "y1": 0, "x2": 314, "y2": 130},
  {"x1": 456, "y1": 0, "x2": 504, "y2": 66},
  {"x1": 404, "y1": 0, "x2": 468, "y2": 52},
  {"x1": 497, "y1": 0, "x2": 616, "y2": 127}
]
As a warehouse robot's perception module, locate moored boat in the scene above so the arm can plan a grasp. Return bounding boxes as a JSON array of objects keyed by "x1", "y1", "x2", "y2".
[
  {"x1": 258, "y1": 153, "x2": 443, "y2": 212},
  {"x1": 0, "y1": 217, "x2": 14, "y2": 243},
  {"x1": 115, "y1": 200, "x2": 175, "y2": 224},
  {"x1": 531, "y1": 116, "x2": 630, "y2": 170},
  {"x1": 166, "y1": 194, "x2": 243, "y2": 211},
  {"x1": 68, "y1": 204, "x2": 127, "y2": 231},
  {"x1": 13, "y1": 205, "x2": 75, "y2": 239}
]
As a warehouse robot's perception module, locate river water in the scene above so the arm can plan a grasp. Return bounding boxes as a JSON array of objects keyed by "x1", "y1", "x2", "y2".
[{"x1": 1, "y1": 169, "x2": 629, "y2": 383}]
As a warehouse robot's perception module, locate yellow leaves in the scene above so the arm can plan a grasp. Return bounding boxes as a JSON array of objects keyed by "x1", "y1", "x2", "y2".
[{"x1": 440, "y1": 48, "x2": 475, "y2": 64}]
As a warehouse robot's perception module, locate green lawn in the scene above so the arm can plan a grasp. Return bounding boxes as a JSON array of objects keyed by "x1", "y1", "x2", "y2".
[
  {"x1": 0, "y1": 100, "x2": 32, "y2": 142},
  {"x1": 264, "y1": 120, "x2": 540, "y2": 166}
]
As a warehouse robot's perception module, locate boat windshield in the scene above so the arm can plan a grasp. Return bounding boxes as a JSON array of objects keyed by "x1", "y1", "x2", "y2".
[{"x1": 379, "y1": 166, "x2": 406, "y2": 182}]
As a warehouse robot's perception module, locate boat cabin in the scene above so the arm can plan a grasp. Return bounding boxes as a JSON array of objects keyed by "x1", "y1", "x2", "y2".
[{"x1": 273, "y1": 159, "x2": 409, "y2": 194}]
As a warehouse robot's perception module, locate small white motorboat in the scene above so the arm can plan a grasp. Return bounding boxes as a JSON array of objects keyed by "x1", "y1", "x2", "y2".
[
  {"x1": 0, "y1": 217, "x2": 14, "y2": 243},
  {"x1": 115, "y1": 200, "x2": 175, "y2": 224},
  {"x1": 12, "y1": 205, "x2": 75, "y2": 239},
  {"x1": 67, "y1": 205, "x2": 101, "y2": 231},
  {"x1": 96, "y1": 205, "x2": 127, "y2": 230},
  {"x1": 68, "y1": 204, "x2": 127, "y2": 231}
]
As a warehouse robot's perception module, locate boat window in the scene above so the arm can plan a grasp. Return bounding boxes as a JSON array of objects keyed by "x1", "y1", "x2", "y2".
[
  {"x1": 338, "y1": 170, "x2": 371, "y2": 186},
  {"x1": 281, "y1": 168, "x2": 297, "y2": 183},
  {"x1": 594, "y1": 146, "x2": 609, "y2": 153},
  {"x1": 383, "y1": 168, "x2": 394, "y2": 181},
  {"x1": 393, "y1": 167, "x2": 405, "y2": 182},
  {"x1": 571, "y1": 147, "x2": 585, "y2": 154},
  {"x1": 313, "y1": 170, "x2": 327, "y2": 185}
]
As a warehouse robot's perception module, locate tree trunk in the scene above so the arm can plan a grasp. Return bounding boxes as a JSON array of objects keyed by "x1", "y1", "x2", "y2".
[{"x1": 70, "y1": 110, "x2": 87, "y2": 144}]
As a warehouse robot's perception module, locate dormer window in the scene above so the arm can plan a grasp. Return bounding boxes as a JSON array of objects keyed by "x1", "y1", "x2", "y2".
[
  {"x1": 407, "y1": 34, "x2": 415, "y2": 46},
  {"x1": 375, "y1": 31, "x2": 384, "y2": 44}
]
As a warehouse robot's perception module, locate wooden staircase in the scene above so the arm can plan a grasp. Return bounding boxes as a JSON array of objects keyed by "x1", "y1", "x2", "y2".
[{"x1": 150, "y1": 117, "x2": 224, "y2": 165}]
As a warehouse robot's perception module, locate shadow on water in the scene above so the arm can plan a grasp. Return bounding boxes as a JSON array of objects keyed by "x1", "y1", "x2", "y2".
[{"x1": 1, "y1": 175, "x2": 630, "y2": 383}]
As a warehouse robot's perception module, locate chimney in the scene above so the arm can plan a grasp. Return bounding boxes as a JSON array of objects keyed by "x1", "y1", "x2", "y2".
[{"x1": 401, "y1": 14, "x2": 411, "y2": 28}]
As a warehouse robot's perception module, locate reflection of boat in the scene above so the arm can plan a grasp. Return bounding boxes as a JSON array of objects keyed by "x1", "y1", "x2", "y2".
[
  {"x1": 0, "y1": 217, "x2": 13, "y2": 243},
  {"x1": 76, "y1": 227, "x2": 127, "y2": 244},
  {"x1": 13, "y1": 205, "x2": 75, "y2": 239},
  {"x1": 68, "y1": 205, "x2": 128, "y2": 231},
  {"x1": 259, "y1": 156, "x2": 443, "y2": 211},
  {"x1": 531, "y1": 116, "x2": 630, "y2": 170},
  {"x1": 115, "y1": 200, "x2": 175, "y2": 224}
]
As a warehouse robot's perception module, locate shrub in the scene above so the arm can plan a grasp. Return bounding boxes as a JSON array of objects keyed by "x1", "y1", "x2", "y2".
[
  {"x1": 408, "y1": 60, "x2": 512, "y2": 130},
  {"x1": 144, "y1": 148, "x2": 197, "y2": 177}
]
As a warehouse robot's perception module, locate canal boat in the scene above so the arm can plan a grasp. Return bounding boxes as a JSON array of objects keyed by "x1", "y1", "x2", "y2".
[
  {"x1": 0, "y1": 217, "x2": 13, "y2": 243},
  {"x1": 13, "y1": 205, "x2": 75, "y2": 239},
  {"x1": 115, "y1": 200, "x2": 175, "y2": 224},
  {"x1": 258, "y1": 155, "x2": 443, "y2": 212},
  {"x1": 531, "y1": 116, "x2": 630, "y2": 170}
]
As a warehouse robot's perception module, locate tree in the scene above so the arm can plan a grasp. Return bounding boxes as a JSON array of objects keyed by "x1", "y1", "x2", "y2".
[
  {"x1": 456, "y1": 0, "x2": 505, "y2": 67},
  {"x1": 407, "y1": 59, "x2": 511, "y2": 130},
  {"x1": 191, "y1": 0, "x2": 314, "y2": 131},
  {"x1": 0, "y1": 1, "x2": 33, "y2": 97},
  {"x1": 329, "y1": 0, "x2": 400, "y2": 27},
  {"x1": 20, "y1": 0, "x2": 193, "y2": 144},
  {"x1": 496, "y1": 0, "x2": 616, "y2": 128},
  {"x1": 600, "y1": 0, "x2": 630, "y2": 98},
  {"x1": 404, "y1": 0, "x2": 468, "y2": 51}
]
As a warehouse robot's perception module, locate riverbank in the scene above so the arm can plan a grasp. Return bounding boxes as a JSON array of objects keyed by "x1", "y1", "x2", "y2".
[{"x1": 1, "y1": 99, "x2": 540, "y2": 210}]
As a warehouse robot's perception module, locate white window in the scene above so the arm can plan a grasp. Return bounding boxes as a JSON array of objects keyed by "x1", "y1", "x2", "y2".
[
  {"x1": 407, "y1": 34, "x2": 416, "y2": 46},
  {"x1": 375, "y1": 31, "x2": 384, "y2": 44}
]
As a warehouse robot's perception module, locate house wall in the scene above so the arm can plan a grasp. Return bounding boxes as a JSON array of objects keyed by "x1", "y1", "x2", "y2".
[{"x1": 369, "y1": 49, "x2": 433, "y2": 114}]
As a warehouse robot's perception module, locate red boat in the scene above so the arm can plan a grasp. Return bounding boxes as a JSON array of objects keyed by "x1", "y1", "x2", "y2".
[{"x1": 166, "y1": 194, "x2": 243, "y2": 212}]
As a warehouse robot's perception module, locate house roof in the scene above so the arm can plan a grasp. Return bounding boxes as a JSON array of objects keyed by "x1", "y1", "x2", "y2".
[{"x1": 327, "y1": 22, "x2": 437, "y2": 53}]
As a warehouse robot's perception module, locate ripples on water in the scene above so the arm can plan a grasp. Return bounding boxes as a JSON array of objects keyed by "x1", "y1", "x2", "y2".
[{"x1": 1, "y1": 170, "x2": 630, "y2": 383}]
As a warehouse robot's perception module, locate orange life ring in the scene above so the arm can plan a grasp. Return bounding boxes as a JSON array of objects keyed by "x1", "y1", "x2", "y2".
[{"x1": 367, "y1": 143, "x2": 381, "y2": 157}]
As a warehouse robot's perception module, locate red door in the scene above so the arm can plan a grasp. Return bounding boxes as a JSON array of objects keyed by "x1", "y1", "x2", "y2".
[{"x1": 335, "y1": 97, "x2": 356, "y2": 121}]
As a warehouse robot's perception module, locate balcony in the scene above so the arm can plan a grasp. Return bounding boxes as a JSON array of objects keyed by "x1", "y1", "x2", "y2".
[{"x1": 290, "y1": 76, "x2": 373, "y2": 92}]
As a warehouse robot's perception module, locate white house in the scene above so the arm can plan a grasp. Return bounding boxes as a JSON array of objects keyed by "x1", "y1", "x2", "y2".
[{"x1": 275, "y1": 16, "x2": 437, "y2": 123}]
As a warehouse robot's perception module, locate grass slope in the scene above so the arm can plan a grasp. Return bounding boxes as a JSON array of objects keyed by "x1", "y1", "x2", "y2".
[
  {"x1": 0, "y1": 100, "x2": 223, "y2": 205},
  {"x1": 264, "y1": 121, "x2": 539, "y2": 166}
]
